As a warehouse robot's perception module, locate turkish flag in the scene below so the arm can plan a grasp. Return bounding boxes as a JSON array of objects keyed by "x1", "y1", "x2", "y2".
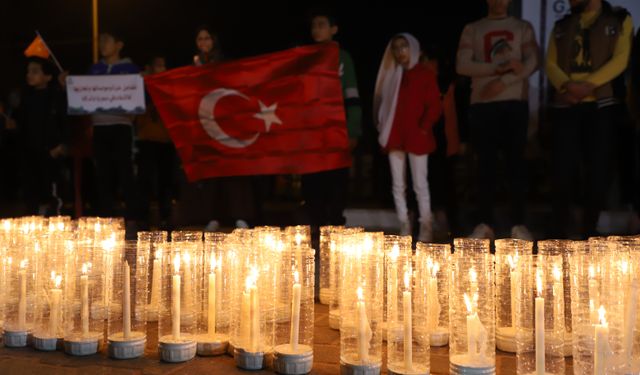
[{"x1": 144, "y1": 42, "x2": 350, "y2": 182}]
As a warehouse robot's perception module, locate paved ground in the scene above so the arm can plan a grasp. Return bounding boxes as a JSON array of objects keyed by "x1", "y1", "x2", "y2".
[{"x1": 0, "y1": 303, "x2": 573, "y2": 374}]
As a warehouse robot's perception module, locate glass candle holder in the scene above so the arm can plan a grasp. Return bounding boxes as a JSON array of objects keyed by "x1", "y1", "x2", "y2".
[
  {"x1": 138, "y1": 231, "x2": 167, "y2": 323},
  {"x1": 339, "y1": 232, "x2": 384, "y2": 375},
  {"x1": 107, "y1": 241, "x2": 148, "y2": 359},
  {"x1": 329, "y1": 227, "x2": 364, "y2": 330},
  {"x1": 273, "y1": 243, "x2": 315, "y2": 375},
  {"x1": 255, "y1": 227, "x2": 290, "y2": 325},
  {"x1": 228, "y1": 230, "x2": 277, "y2": 371},
  {"x1": 387, "y1": 253, "x2": 429, "y2": 375},
  {"x1": 416, "y1": 242, "x2": 451, "y2": 347},
  {"x1": 33, "y1": 234, "x2": 68, "y2": 351},
  {"x1": 383, "y1": 235, "x2": 412, "y2": 342},
  {"x1": 3, "y1": 237, "x2": 39, "y2": 347},
  {"x1": 538, "y1": 239, "x2": 581, "y2": 357},
  {"x1": 64, "y1": 242, "x2": 106, "y2": 356},
  {"x1": 453, "y1": 238, "x2": 490, "y2": 257},
  {"x1": 495, "y1": 238, "x2": 533, "y2": 353},
  {"x1": 196, "y1": 232, "x2": 230, "y2": 356},
  {"x1": 90, "y1": 229, "x2": 125, "y2": 321},
  {"x1": 158, "y1": 242, "x2": 199, "y2": 362},
  {"x1": 515, "y1": 254, "x2": 565, "y2": 375},
  {"x1": 319, "y1": 225, "x2": 343, "y2": 305},
  {"x1": 449, "y1": 252, "x2": 496, "y2": 375},
  {"x1": 569, "y1": 239, "x2": 625, "y2": 374}
]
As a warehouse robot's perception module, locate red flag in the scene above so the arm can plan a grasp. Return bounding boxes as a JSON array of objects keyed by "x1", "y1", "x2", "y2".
[{"x1": 144, "y1": 42, "x2": 350, "y2": 182}]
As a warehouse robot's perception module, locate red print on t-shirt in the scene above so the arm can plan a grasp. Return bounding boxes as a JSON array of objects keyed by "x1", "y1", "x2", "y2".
[{"x1": 483, "y1": 30, "x2": 515, "y2": 63}]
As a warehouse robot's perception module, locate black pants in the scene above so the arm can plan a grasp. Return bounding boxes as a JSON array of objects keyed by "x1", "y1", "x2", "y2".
[
  {"x1": 301, "y1": 168, "x2": 349, "y2": 228},
  {"x1": 93, "y1": 125, "x2": 138, "y2": 219},
  {"x1": 136, "y1": 140, "x2": 177, "y2": 225},
  {"x1": 469, "y1": 100, "x2": 528, "y2": 228},
  {"x1": 21, "y1": 149, "x2": 61, "y2": 215},
  {"x1": 551, "y1": 103, "x2": 615, "y2": 238},
  {"x1": 429, "y1": 119, "x2": 459, "y2": 236}
]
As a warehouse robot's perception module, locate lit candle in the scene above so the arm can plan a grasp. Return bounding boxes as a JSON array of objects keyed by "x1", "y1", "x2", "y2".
[
  {"x1": 208, "y1": 255, "x2": 217, "y2": 337},
  {"x1": 469, "y1": 267, "x2": 478, "y2": 311},
  {"x1": 172, "y1": 254, "x2": 181, "y2": 341},
  {"x1": 81, "y1": 263, "x2": 90, "y2": 336},
  {"x1": 535, "y1": 270, "x2": 545, "y2": 375},
  {"x1": 123, "y1": 261, "x2": 131, "y2": 339},
  {"x1": 428, "y1": 262, "x2": 441, "y2": 331},
  {"x1": 18, "y1": 259, "x2": 27, "y2": 329},
  {"x1": 183, "y1": 252, "x2": 193, "y2": 312},
  {"x1": 594, "y1": 306, "x2": 609, "y2": 375},
  {"x1": 102, "y1": 236, "x2": 116, "y2": 308},
  {"x1": 589, "y1": 265, "x2": 600, "y2": 324},
  {"x1": 389, "y1": 244, "x2": 400, "y2": 322},
  {"x1": 295, "y1": 232, "x2": 303, "y2": 274},
  {"x1": 50, "y1": 273, "x2": 62, "y2": 337},
  {"x1": 464, "y1": 293, "x2": 487, "y2": 361},
  {"x1": 290, "y1": 270, "x2": 301, "y2": 351},
  {"x1": 357, "y1": 286, "x2": 370, "y2": 364},
  {"x1": 149, "y1": 250, "x2": 161, "y2": 307},
  {"x1": 250, "y1": 268, "x2": 259, "y2": 352},
  {"x1": 403, "y1": 270, "x2": 413, "y2": 372},
  {"x1": 507, "y1": 255, "x2": 519, "y2": 327}
]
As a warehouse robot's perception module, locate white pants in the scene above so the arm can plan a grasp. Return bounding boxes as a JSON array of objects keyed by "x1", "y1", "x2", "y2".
[{"x1": 388, "y1": 150, "x2": 432, "y2": 224}]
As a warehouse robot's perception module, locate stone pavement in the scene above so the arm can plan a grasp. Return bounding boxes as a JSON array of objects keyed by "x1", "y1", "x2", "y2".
[{"x1": 0, "y1": 303, "x2": 573, "y2": 374}]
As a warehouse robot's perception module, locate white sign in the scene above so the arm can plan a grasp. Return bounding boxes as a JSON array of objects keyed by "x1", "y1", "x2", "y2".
[{"x1": 66, "y1": 74, "x2": 146, "y2": 115}]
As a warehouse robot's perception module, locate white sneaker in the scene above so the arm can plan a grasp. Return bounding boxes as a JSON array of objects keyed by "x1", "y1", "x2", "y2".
[
  {"x1": 469, "y1": 223, "x2": 495, "y2": 239},
  {"x1": 205, "y1": 220, "x2": 220, "y2": 232},
  {"x1": 235, "y1": 219, "x2": 249, "y2": 229},
  {"x1": 511, "y1": 225, "x2": 533, "y2": 241},
  {"x1": 399, "y1": 220, "x2": 412, "y2": 236},
  {"x1": 418, "y1": 220, "x2": 433, "y2": 243}
]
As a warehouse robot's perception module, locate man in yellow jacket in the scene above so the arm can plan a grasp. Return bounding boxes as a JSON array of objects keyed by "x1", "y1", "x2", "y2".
[{"x1": 546, "y1": 0, "x2": 633, "y2": 238}]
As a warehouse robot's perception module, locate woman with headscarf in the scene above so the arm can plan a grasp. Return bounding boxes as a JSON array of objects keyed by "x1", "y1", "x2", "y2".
[{"x1": 374, "y1": 33, "x2": 443, "y2": 242}]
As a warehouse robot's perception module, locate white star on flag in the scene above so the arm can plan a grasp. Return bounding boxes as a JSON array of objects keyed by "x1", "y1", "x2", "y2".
[{"x1": 254, "y1": 101, "x2": 282, "y2": 132}]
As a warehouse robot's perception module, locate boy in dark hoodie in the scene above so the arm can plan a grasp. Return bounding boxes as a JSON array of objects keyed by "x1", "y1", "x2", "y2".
[
  {"x1": 89, "y1": 31, "x2": 140, "y2": 220},
  {"x1": 13, "y1": 57, "x2": 68, "y2": 215}
]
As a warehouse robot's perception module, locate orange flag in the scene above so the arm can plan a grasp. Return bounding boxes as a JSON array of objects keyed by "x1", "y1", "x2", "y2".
[{"x1": 24, "y1": 35, "x2": 50, "y2": 58}]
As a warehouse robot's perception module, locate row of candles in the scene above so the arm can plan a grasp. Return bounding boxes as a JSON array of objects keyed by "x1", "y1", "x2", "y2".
[
  {"x1": 318, "y1": 227, "x2": 640, "y2": 375},
  {"x1": 0, "y1": 217, "x2": 315, "y2": 374}
]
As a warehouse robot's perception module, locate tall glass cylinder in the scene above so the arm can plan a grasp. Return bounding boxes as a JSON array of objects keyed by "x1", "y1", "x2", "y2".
[
  {"x1": 319, "y1": 225, "x2": 343, "y2": 305},
  {"x1": 416, "y1": 242, "x2": 450, "y2": 347},
  {"x1": 329, "y1": 227, "x2": 364, "y2": 330},
  {"x1": 107, "y1": 241, "x2": 148, "y2": 359},
  {"x1": 339, "y1": 232, "x2": 384, "y2": 375},
  {"x1": 273, "y1": 244, "x2": 315, "y2": 375},
  {"x1": 495, "y1": 238, "x2": 532, "y2": 353},
  {"x1": 90, "y1": 229, "x2": 125, "y2": 321},
  {"x1": 138, "y1": 231, "x2": 167, "y2": 323},
  {"x1": 449, "y1": 252, "x2": 495, "y2": 374},
  {"x1": 515, "y1": 254, "x2": 565, "y2": 375},
  {"x1": 196, "y1": 232, "x2": 230, "y2": 356},
  {"x1": 383, "y1": 235, "x2": 412, "y2": 342},
  {"x1": 158, "y1": 242, "x2": 199, "y2": 362}
]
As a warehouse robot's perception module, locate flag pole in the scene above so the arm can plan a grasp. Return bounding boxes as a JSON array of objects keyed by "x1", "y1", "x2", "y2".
[
  {"x1": 92, "y1": 0, "x2": 99, "y2": 63},
  {"x1": 35, "y1": 30, "x2": 64, "y2": 73}
]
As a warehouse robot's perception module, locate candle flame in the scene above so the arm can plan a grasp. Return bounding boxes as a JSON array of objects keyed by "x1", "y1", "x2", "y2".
[
  {"x1": 95, "y1": 222, "x2": 101, "y2": 232},
  {"x1": 552, "y1": 264, "x2": 562, "y2": 281},
  {"x1": 463, "y1": 293, "x2": 473, "y2": 313},
  {"x1": 295, "y1": 233, "x2": 303, "y2": 247},
  {"x1": 101, "y1": 235, "x2": 116, "y2": 252},
  {"x1": 357, "y1": 286, "x2": 364, "y2": 301},
  {"x1": 183, "y1": 252, "x2": 191, "y2": 265},
  {"x1": 389, "y1": 243, "x2": 400, "y2": 261},
  {"x1": 588, "y1": 264, "x2": 595, "y2": 279},
  {"x1": 210, "y1": 255, "x2": 217, "y2": 272},
  {"x1": 507, "y1": 254, "x2": 517, "y2": 270},
  {"x1": 404, "y1": 269, "x2": 411, "y2": 289},
  {"x1": 294, "y1": 270, "x2": 299, "y2": 283},
  {"x1": 621, "y1": 260, "x2": 629, "y2": 275},
  {"x1": 2, "y1": 220, "x2": 10, "y2": 231},
  {"x1": 173, "y1": 253, "x2": 181, "y2": 274},
  {"x1": 536, "y1": 270, "x2": 543, "y2": 297},
  {"x1": 363, "y1": 235, "x2": 374, "y2": 253},
  {"x1": 155, "y1": 249, "x2": 161, "y2": 260},
  {"x1": 431, "y1": 262, "x2": 440, "y2": 278},
  {"x1": 330, "y1": 241, "x2": 336, "y2": 252},
  {"x1": 81, "y1": 262, "x2": 90, "y2": 274},
  {"x1": 469, "y1": 267, "x2": 477, "y2": 283},
  {"x1": 598, "y1": 305, "x2": 607, "y2": 326},
  {"x1": 54, "y1": 274, "x2": 62, "y2": 288},
  {"x1": 19, "y1": 259, "x2": 28, "y2": 269}
]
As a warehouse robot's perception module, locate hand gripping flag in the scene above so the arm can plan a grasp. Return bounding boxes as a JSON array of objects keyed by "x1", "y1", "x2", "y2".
[{"x1": 144, "y1": 42, "x2": 350, "y2": 182}]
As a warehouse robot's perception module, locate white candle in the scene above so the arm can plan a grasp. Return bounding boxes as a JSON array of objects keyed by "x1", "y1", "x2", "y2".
[
  {"x1": 242, "y1": 267, "x2": 260, "y2": 352},
  {"x1": 172, "y1": 254, "x2": 181, "y2": 341},
  {"x1": 50, "y1": 274, "x2": 62, "y2": 337},
  {"x1": 81, "y1": 263, "x2": 90, "y2": 336},
  {"x1": 428, "y1": 262, "x2": 441, "y2": 330},
  {"x1": 535, "y1": 271, "x2": 545, "y2": 375},
  {"x1": 469, "y1": 267, "x2": 478, "y2": 311},
  {"x1": 594, "y1": 306, "x2": 609, "y2": 375},
  {"x1": 403, "y1": 270, "x2": 413, "y2": 372},
  {"x1": 18, "y1": 259, "x2": 27, "y2": 329},
  {"x1": 357, "y1": 286, "x2": 369, "y2": 364},
  {"x1": 290, "y1": 270, "x2": 301, "y2": 351},
  {"x1": 208, "y1": 256, "x2": 217, "y2": 337},
  {"x1": 507, "y1": 255, "x2": 519, "y2": 327},
  {"x1": 389, "y1": 244, "x2": 400, "y2": 322},
  {"x1": 102, "y1": 236, "x2": 116, "y2": 307},
  {"x1": 123, "y1": 261, "x2": 131, "y2": 339},
  {"x1": 241, "y1": 285, "x2": 250, "y2": 345},
  {"x1": 624, "y1": 277, "x2": 638, "y2": 368},
  {"x1": 149, "y1": 250, "x2": 161, "y2": 307},
  {"x1": 589, "y1": 265, "x2": 600, "y2": 324},
  {"x1": 250, "y1": 276, "x2": 259, "y2": 352},
  {"x1": 464, "y1": 293, "x2": 487, "y2": 361}
]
